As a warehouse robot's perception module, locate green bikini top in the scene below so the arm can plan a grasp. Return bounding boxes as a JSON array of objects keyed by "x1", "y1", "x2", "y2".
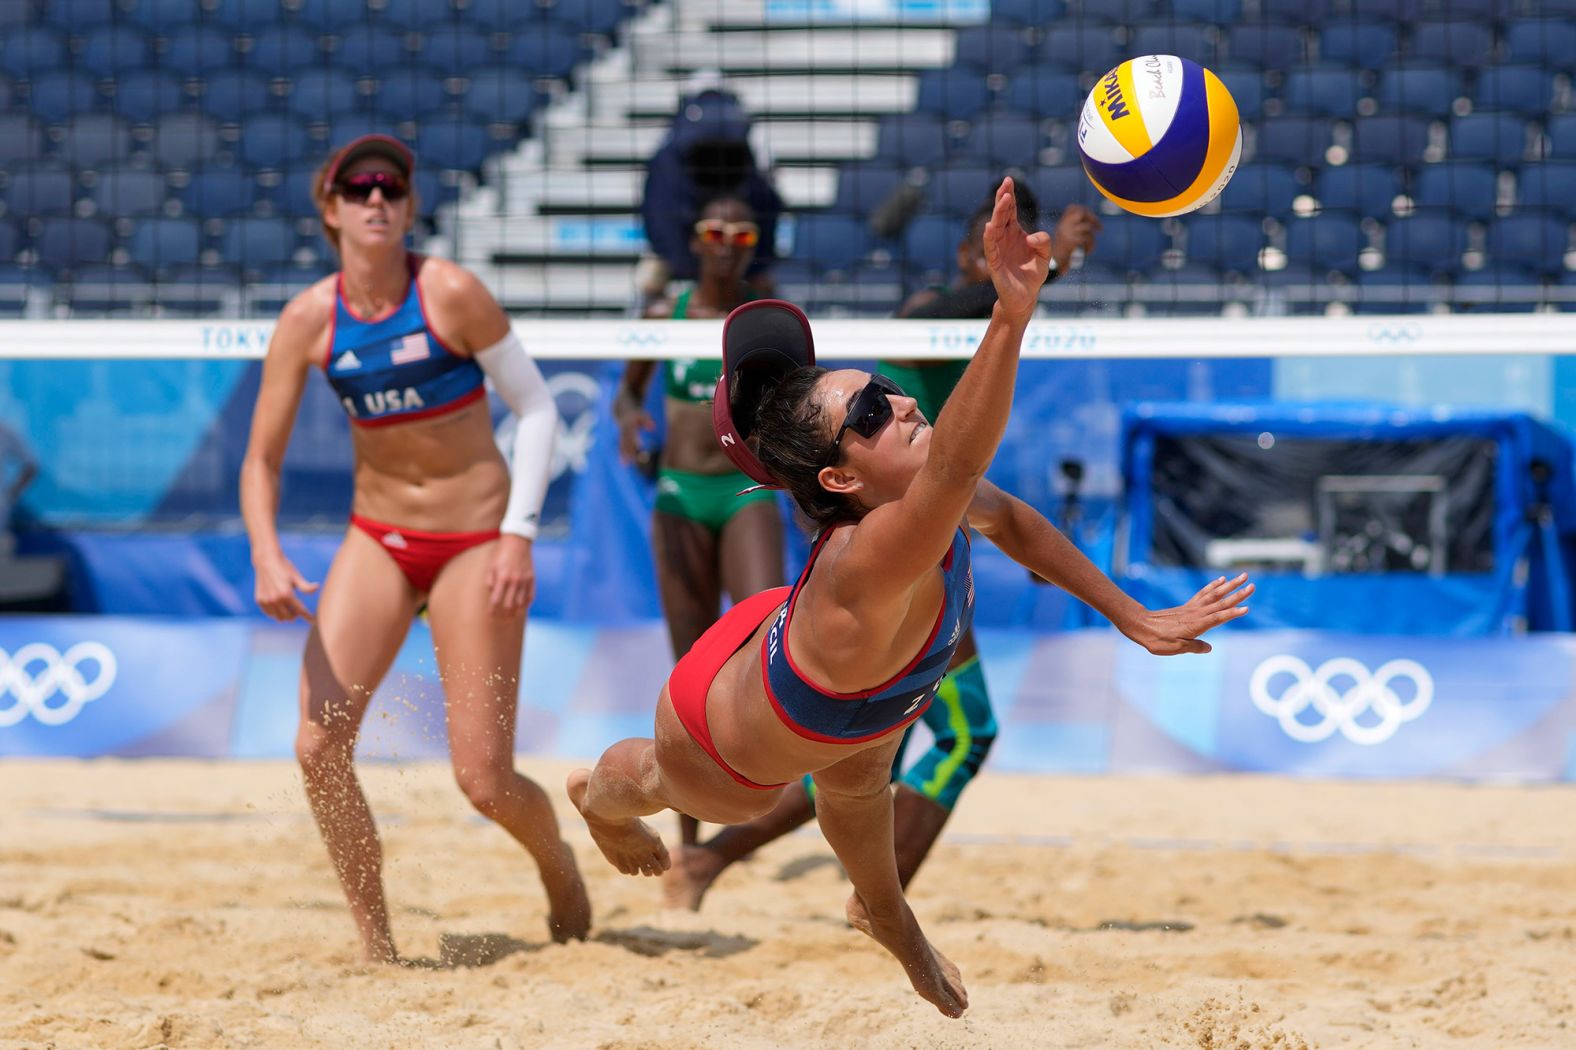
[{"x1": 662, "y1": 286, "x2": 759, "y2": 403}]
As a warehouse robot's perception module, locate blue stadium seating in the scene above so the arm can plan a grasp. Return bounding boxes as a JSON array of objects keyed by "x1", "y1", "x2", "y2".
[
  {"x1": 1173, "y1": 0, "x2": 1242, "y2": 21},
  {"x1": 28, "y1": 72, "x2": 100, "y2": 126},
  {"x1": 211, "y1": 0, "x2": 283, "y2": 33},
  {"x1": 989, "y1": 0, "x2": 1067, "y2": 25},
  {"x1": 1184, "y1": 215, "x2": 1264, "y2": 272},
  {"x1": 91, "y1": 168, "x2": 169, "y2": 219},
  {"x1": 249, "y1": 27, "x2": 325, "y2": 75},
  {"x1": 181, "y1": 167, "x2": 261, "y2": 219},
  {"x1": 414, "y1": 118, "x2": 492, "y2": 172},
  {"x1": 915, "y1": 70, "x2": 994, "y2": 121},
  {"x1": 1130, "y1": 23, "x2": 1220, "y2": 67},
  {"x1": 79, "y1": 26, "x2": 151, "y2": 80},
  {"x1": 128, "y1": 217, "x2": 203, "y2": 273},
  {"x1": 335, "y1": 27, "x2": 408, "y2": 78},
  {"x1": 1313, "y1": 164, "x2": 1401, "y2": 217},
  {"x1": 954, "y1": 26, "x2": 1032, "y2": 74},
  {"x1": 1486, "y1": 215, "x2": 1569, "y2": 275},
  {"x1": 1259, "y1": 0, "x2": 1327, "y2": 20},
  {"x1": 127, "y1": 0, "x2": 193, "y2": 35},
  {"x1": 113, "y1": 72, "x2": 185, "y2": 125},
  {"x1": 1319, "y1": 21, "x2": 1398, "y2": 70},
  {"x1": 165, "y1": 28, "x2": 236, "y2": 75},
  {"x1": 1094, "y1": 215, "x2": 1169, "y2": 272},
  {"x1": 1517, "y1": 163, "x2": 1576, "y2": 218},
  {"x1": 417, "y1": 26, "x2": 498, "y2": 78},
  {"x1": 1450, "y1": 113, "x2": 1528, "y2": 166},
  {"x1": 0, "y1": 27, "x2": 66, "y2": 79},
  {"x1": 286, "y1": 70, "x2": 361, "y2": 120},
  {"x1": 222, "y1": 217, "x2": 299, "y2": 274},
  {"x1": 1004, "y1": 66, "x2": 1081, "y2": 119},
  {"x1": 1284, "y1": 213, "x2": 1364, "y2": 273},
  {"x1": 550, "y1": 0, "x2": 633, "y2": 37},
  {"x1": 372, "y1": 70, "x2": 448, "y2": 117},
  {"x1": 1374, "y1": 65, "x2": 1462, "y2": 114},
  {"x1": 507, "y1": 23, "x2": 584, "y2": 80},
  {"x1": 875, "y1": 114, "x2": 952, "y2": 168},
  {"x1": 1504, "y1": 20, "x2": 1576, "y2": 70},
  {"x1": 1254, "y1": 117, "x2": 1335, "y2": 166},
  {"x1": 834, "y1": 165, "x2": 907, "y2": 215},
  {"x1": 900, "y1": 214, "x2": 958, "y2": 276},
  {"x1": 0, "y1": 0, "x2": 29, "y2": 29},
  {"x1": 150, "y1": 114, "x2": 222, "y2": 170},
  {"x1": 927, "y1": 165, "x2": 1001, "y2": 217},
  {"x1": 200, "y1": 70, "x2": 273, "y2": 124},
  {"x1": 237, "y1": 114, "x2": 310, "y2": 170},
  {"x1": 1029, "y1": 165, "x2": 1100, "y2": 211},
  {"x1": 35, "y1": 217, "x2": 111, "y2": 274},
  {"x1": 1226, "y1": 24, "x2": 1304, "y2": 70},
  {"x1": 1473, "y1": 65, "x2": 1552, "y2": 116},
  {"x1": 1384, "y1": 215, "x2": 1467, "y2": 274},
  {"x1": 1407, "y1": 20, "x2": 1495, "y2": 69},
  {"x1": 1350, "y1": 115, "x2": 1433, "y2": 166},
  {"x1": 1281, "y1": 66, "x2": 1367, "y2": 117},
  {"x1": 1212, "y1": 65, "x2": 1265, "y2": 121},
  {"x1": 1547, "y1": 115, "x2": 1576, "y2": 161},
  {"x1": 793, "y1": 214, "x2": 872, "y2": 272},
  {"x1": 3, "y1": 165, "x2": 75, "y2": 218},
  {"x1": 59, "y1": 116, "x2": 134, "y2": 169},
  {"x1": 963, "y1": 112, "x2": 1044, "y2": 168},
  {"x1": 460, "y1": 68, "x2": 541, "y2": 125},
  {"x1": 297, "y1": 0, "x2": 379, "y2": 35},
  {"x1": 1354, "y1": 0, "x2": 1426, "y2": 21},
  {"x1": 1413, "y1": 161, "x2": 1499, "y2": 220},
  {"x1": 1039, "y1": 26, "x2": 1120, "y2": 75},
  {"x1": 1218, "y1": 163, "x2": 1301, "y2": 217},
  {"x1": 0, "y1": 115, "x2": 43, "y2": 169}
]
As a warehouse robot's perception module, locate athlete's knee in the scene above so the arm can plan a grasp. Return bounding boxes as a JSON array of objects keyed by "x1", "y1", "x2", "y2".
[
  {"x1": 453, "y1": 761, "x2": 516, "y2": 818},
  {"x1": 295, "y1": 721, "x2": 354, "y2": 778}
]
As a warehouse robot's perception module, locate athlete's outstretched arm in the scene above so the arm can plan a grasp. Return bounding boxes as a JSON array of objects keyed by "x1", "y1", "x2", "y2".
[{"x1": 968, "y1": 479, "x2": 1252, "y2": 655}]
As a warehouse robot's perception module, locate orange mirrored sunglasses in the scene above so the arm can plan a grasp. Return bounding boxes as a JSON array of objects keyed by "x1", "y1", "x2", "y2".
[{"x1": 693, "y1": 219, "x2": 760, "y2": 248}]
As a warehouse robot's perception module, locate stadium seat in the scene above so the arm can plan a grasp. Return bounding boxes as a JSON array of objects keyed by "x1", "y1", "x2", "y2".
[
  {"x1": 548, "y1": 0, "x2": 631, "y2": 37},
  {"x1": 1184, "y1": 214, "x2": 1264, "y2": 272},
  {"x1": 286, "y1": 69, "x2": 360, "y2": 120},
  {"x1": 1349, "y1": 115, "x2": 1433, "y2": 166},
  {"x1": 1218, "y1": 162, "x2": 1301, "y2": 216},
  {"x1": 927, "y1": 165, "x2": 1001, "y2": 218},
  {"x1": 1486, "y1": 215, "x2": 1569, "y2": 275},
  {"x1": 58, "y1": 115, "x2": 134, "y2": 169},
  {"x1": 1375, "y1": 66, "x2": 1462, "y2": 114},
  {"x1": 915, "y1": 69, "x2": 994, "y2": 121},
  {"x1": 3, "y1": 165, "x2": 75, "y2": 218},
  {"x1": 1449, "y1": 113, "x2": 1529, "y2": 166},
  {"x1": 1384, "y1": 214, "x2": 1466, "y2": 274},
  {"x1": 64, "y1": 262, "x2": 155, "y2": 314},
  {"x1": 334, "y1": 26, "x2": 409, "y2": 78},
  {"x1": 1095, "y1": 215, "x2": 1169, "y2": 272},
  {"x1": 42, "y1": 0, "x2": 120, "y2": 33},
  {"x1": 1283, "y1": 212, "x2": 1363, "y2": 273},
  {"x1": 128, "y1": 217, "x2": 203, "y2": 273},
  {"x1": 1516, "y1": 162, "x2": 1576, "y2": 218},
  {"x1": 988, "y1": 0, "x2": 1067, "y2": 25},
  {"x1": 506, "y1": 23, "x2": 584, "y2": 80},
  {"x1": 149, "y1": 113, "x2": 222, "y2": 170},
  {"x1": 833, "y1": 165, "x2": 907, "y2": 216},
  {"x1": 953, "y1": 26, "x2": 1032, "y2": 74},
  {"x1": 1407, "y1": 20, "x2": 1494, "y2": 69},
  {"x1": 963, "y1": 112, "x2": 1045, "y2": 168},
  {"x1": 248, "y1": 26, "x2": 325, "y2": 75},
  {"x1": 413, "y1": 117, "x2": 491, "y2": 171},
  {"x1": 467, "y1": 0, "x2": 542, "y2": 33},
  {"x1": 1412, "y1": 161, "x2": 1498, "y2": 221},
  {"x1": 181, "y1": 166, "x2": 260, "y2": 219},
  {"x1": 1355, "y1": 0, "x2": 1425, "y2": 20},
  {"x1": 417, "y1": 26, "x2": 498, "y2": 78},
  {"x1": 1139, "y1": 262, "x2": 1230, "y2": 315},
  {"x1": 164, "y1": 27, "x2": 235, "y2": 76},
  {"x1": 34, "y1": 217, "x2": 111, "y2": 274},
  {"x1": 1312, "y1": 164, "x2": 1401, "y2": 217},
  {"x1": 377, "y1": 0, "x2": 458, "y2": 33},
  {"x1": 1130, "y1": 24, "x2": 1219, "y2": 67},
  {"x1": 91, "y1": 168, "x2": 169, "y2": 219},
  {"x1": 792, "y1": 214, "x2": 872, "y2": 272},
  {"x1": 0, "y1": 0, "x2": 29, "y2": 29},
  {"x1": 1226, "y1": 24, "x2": 1304, "y2": 70},
  {"x1": 112, "y1": 71, "x2": 186, "y2": 124},
  {"x1": 0, "y1": 222, "x2": 18, "y2": 262},
  {"x1": 377, "y1": 69, "x2": 448, "y2": 116},
  {"x1": 1473, "y1": 65, "x2": 1552, "y2": 117},
  {"x1": 1004, "y1": 65, "x2": 1081, "y2": 118},
  {"x1": 1354, "y1": 266, "x2": 1444, "y2": 314},
  {"x1": 1259, "y1": 0, "x2": 1327, "y2": 20},
  {"x1": 78, "y1": 25, "x2": 150, "y2": 79},
  {"x1": 199, "y1": 70, "x2": 273, "y2": 124},
  {"x1": 1211, "y1": 64, "x2": 1265, "y2": 122},
  {"x1": 1318, "y1": 21, "x2": 1397, "y2": 70},
  {"x1": 296, "y1": 0, "x2": 375, "y2": 35},
  {"x1": 1039, "y1": 26, "x2": 1120, "y2": 75},
  {"x1": 126, "y1": 0, "x2": 193, "y2": 35},
  {"x1": 1030, "y1": 165, "x2": 1100, "y2": 210},
  {"x1": 27, "y1": 71, "x2": 100, "y2": 126},
  {"x1": 875, "y1": 114, "x2": 952, "y2": 169},
  {"x1": 222, "y1": 216, "x2": 298, "y2": 273},
  {"x1": 460, "y1": 67, "x2": 540, "y2": 125},
  {"x1": 0, "y1": 115, "x2": 44, "y2": 169},
  {"x1": 211, "y1": 0, "x2": 282, "y2": 33},
  {"x1": 1427, "y1": 0, "x2": 1508, "y2": 16},
  {"x1": 1281, "y1": 66, "x2": 1366, "y2": 118},
  {"x1": 899, "y1": 214, "x2": 958, "y2": 275},
  {"x1": 1504, "y1": 20, "x2": 1576, "y2": 69},
  {"x1": 0, "y1": 77, "x2": 10, "y2": 113},
  {"x1": 1172, "y1": 0, "x2": 1241, "y2": 21},
  {"x1": 1547, "y1": 115, "x2": 1576, "y2": 161},
  {"x1": 1252, "y1": 116, "x2": 1334, "y2": 167},
  {"x1": 237, "y1": 114, "x2": 310, "y2": 170},
  {"x1": 0, "y1": 27, "x2": 66, "y2": 79}
]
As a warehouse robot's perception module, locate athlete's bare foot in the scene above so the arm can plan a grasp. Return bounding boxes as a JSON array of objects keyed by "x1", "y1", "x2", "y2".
[
  {"x1": 566, "y1": 768, "x2": 671, "y2": 877},
  {"x1": 845, "y1": 890, "x2": 968, "y2": 1018},
  {"x1": 661, "y1": 843, "x2": 728, "y2": 911},
  {"x1": 540, "y1": 841, "x2": 593, "y2": 942}
]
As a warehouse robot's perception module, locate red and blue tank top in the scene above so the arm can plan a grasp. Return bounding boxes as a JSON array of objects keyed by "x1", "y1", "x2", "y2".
[
  {"x1": 762, "y1": 523, "x2": 975, "y2": 742},
  {"x1": 321, "y1": 258, "x2": 485, "y2": 427}
]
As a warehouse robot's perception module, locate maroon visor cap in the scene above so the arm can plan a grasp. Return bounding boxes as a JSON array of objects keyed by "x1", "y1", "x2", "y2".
[{"x1": 712, "y1": 299, "x2": 816, "y2": 488}]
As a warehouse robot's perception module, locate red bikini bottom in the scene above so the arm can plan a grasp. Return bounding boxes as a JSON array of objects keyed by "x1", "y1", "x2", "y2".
[{"x1": 350, "y1": 514, "x2": 499, "y2": 593}]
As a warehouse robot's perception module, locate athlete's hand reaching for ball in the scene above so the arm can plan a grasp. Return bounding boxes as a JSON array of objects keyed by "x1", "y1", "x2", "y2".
[
  {"x1": 254, "y1": 554, "x2": 319, "y2": 622},
  {"x1": 1121, "y1": 572, "x2": 1254, "y2": 656},
  {"x1": 982, "y1": 176, "x2": 1053, "y2": 322},
  {"x1": 487, "y1": 533, "x2": 536, "y2": 617}
]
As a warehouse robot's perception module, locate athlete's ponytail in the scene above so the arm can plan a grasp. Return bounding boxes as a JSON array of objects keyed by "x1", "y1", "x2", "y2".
[{"x1": 751, "y1": 366, "x2": 859, "y2": 529}]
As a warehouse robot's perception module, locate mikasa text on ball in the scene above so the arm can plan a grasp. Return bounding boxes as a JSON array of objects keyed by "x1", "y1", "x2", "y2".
[{"x1": 1077, "y1": 54, "x2": 1242, "y2": 217}]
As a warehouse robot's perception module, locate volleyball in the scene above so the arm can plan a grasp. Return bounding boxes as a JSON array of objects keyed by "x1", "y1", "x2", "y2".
[{"x1": 1076, "y1": 54, "x2": 1242, "y2": 217}]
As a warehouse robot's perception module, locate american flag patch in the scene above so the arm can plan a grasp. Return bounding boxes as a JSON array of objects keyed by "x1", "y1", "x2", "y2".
[{"x1": 390, "y1": 332, "x2": 430, "y2": 365}]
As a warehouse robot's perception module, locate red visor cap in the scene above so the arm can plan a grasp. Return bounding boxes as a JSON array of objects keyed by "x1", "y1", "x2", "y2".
[{"x1": 711, "y1": 299, "x2": 816, "y2": 488}]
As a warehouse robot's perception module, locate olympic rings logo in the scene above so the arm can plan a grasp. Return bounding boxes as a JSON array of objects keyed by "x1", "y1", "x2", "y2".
[
  {"x1": 0, "y1": 642, "x2": 117, "y2": 727},
  {"x1": 615, "y1": 328, "x2": 670, "y2": 351},
  {"x1": 1366, "y1": 323, "x2": 1422, "y2": 346},
  {"x1": 1248, "y1": 655, "x2": 1433, "y2": 746}
]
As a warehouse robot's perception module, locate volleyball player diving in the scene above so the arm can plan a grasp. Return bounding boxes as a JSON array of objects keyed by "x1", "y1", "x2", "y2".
[
  {"x1": 568, "y1": 178, "x2": 1251, "y2": 1016},
  {"x1": 240, "y1": 135, "x2": 590, "y2": 962}
]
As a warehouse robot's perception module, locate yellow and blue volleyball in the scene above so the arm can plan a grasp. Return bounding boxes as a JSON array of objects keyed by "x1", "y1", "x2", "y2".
[{"x1": 1076, "y1": 54, "x2": 1242, "y2": 218}]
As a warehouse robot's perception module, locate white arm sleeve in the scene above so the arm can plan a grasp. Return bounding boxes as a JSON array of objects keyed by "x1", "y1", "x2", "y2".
[{"x1": 475, "y1": 330, "x2": 557, "y2": 540}]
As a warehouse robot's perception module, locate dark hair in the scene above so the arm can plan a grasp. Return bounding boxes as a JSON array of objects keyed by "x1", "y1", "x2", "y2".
[
  {"x1": 697, "y1": 192, "x2": 754, "y2": 220},
  {"x1": 747, "y1": 366, "x2": 860, "y2": 528},
  {"x1": 966, "y1": 178, "x2": 1040, "y2": 238}
]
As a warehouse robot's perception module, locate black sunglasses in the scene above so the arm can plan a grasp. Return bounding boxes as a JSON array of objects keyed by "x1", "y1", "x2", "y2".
[
  {"x1": 335, "y1": 171, "x2": 410, "y2": 203},
  {"x1": 823, "y1": 374, "x2": 906, "y2": 468}
]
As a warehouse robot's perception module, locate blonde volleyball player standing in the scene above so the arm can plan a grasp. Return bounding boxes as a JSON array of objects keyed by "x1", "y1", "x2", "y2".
[{"x1": 240, "y1": 135, "x2": 590, "y2": 962}]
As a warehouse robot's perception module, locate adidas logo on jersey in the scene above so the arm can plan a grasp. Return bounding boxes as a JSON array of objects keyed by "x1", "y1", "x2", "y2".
[
  {"x1": 381, "y1": 531, "x2": 409, "y2": 550},
  {"x1": 332, "y1": 350, "x2": 362, "y2": 371}
]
